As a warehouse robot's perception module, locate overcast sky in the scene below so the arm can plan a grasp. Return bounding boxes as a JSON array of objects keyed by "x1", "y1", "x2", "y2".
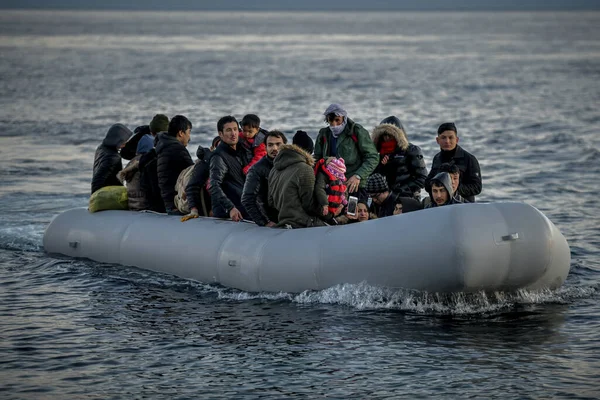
[{"x1": 1, "y1": 0, "x2": 599, "y2": 11}]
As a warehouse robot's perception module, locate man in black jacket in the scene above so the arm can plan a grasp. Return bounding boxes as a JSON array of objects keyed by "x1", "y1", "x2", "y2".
[
  {"x1": 241, "y1": 130, "x2": 287, "y2": 227},
  {"x1": 156, "y1": 115, "x2": 194, "y2": 214},
  {"x1": 209, "y1": 116, "x2": 249, "y2": 222},
  {"x1": 91, "y1": 123, "x2": 132, "y2": 194},
  {"x1": 366, "y1": 173, "x2": 422, "y2": 218},
  {"x1": 425, "y1": 122, "x2": 481, "y2": 202}
]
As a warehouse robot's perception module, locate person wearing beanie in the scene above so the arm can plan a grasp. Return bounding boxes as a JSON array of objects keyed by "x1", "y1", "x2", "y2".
[
  {"x1": 314, "y1": 157, "x2": 348, "y2": 221},
  {"x1": 149, "y1": 114, "x2": 169, "y2": 136},
  {"x1": 366, "y1": 173, "x2": 423, "y2": 218},
  {"x1": 292, "y1": 130, "x2": 314, "y2": 154},
  {"x1": 371, "y1": 116, "x2": 428, "y2": 200},
  {"x1": 424, "y1": 122, "x2": 481, "y2": 202},
  {"x1": 116, "y1": 133, "x2": 154, "y2": 211},
  {"x1": 425, "y1": 172, "x2": 463, "y2": 208},
  {"x1": 91, "y1": 123, "x2": 132, "y2": 194},
  {"x1": 314, "y1": 103, "x2": 379, "y2": 202}
]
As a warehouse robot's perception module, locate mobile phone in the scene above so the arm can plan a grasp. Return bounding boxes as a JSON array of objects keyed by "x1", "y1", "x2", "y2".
[{"x1": 347, "y1": 196, "x2": 358, "y2": 216}]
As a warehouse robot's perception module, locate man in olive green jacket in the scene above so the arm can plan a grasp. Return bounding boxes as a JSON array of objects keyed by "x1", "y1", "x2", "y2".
[
  {"x1": 314, "y1": 103, "x2": 379, "y2": 201},
  {"x1": 268, "y1": 144, "x2": 326, "y2": 229}
]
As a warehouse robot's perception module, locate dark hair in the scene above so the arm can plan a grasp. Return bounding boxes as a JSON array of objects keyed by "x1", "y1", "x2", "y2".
[
  {"x1": 439, "y1": 162, "x2": 460, "y2": 175},
  {"x1": 437, "y1": 122, "x2": 457, "y2": 135},
  {"x1": 167, "y1": 115, "x2": 192, "y2": 137},
  {"x1": 217, "y1": 115, "x2": 238, "y2": 133},
  {"x1": 263, "y1": 130, "x2": 288, "y2": 145},
  {"x1": 431, "y1": 180, "x2": 446, "y2": 189},
  {"x1": 324, "y1": 113, "x2": 338, "y2": 123},
  {"x1": 211, "y1": 136, "x2": 221, "y2": 148},
  {"x1": 241, "y1": 114, "x2": 260, "y2": 129}
]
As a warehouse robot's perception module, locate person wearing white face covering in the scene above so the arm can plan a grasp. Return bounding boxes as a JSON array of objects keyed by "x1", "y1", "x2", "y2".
[{"x1": 314, "y1": 103, "x2": 379, "y2": 202}]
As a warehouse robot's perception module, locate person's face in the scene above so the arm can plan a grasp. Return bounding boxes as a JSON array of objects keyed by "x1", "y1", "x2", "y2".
[
  {"x1": 242, "y1": 125, "x2": 259, "y2": 139},
  {"x1": 219, "y1": 122, "x2": 239, "y2": 146},
  {"x1": 266, "y1": 136, "x2": 285, "y2": 159},
  {"x1": 328, "y1": 115, "x2": 345, "y2": 127},
  {"x1": 393, "y1": 203, "x2": 403, "y2": 215},
  {"x1": 436, "y1": 130, "x2": 459, "y2": 151},
  {"x1": 356, "y1": 203, "x2": 369, "y2": 222},
  {"x1": 177, "y1": 127, "x2": 191, "y2": 147},
  {"x1": 449, "y1": 172, "x2": 460, "y2": 193},
  {"x1": 370, "y1": 191, "x2": 386, "y2": 205},
  {"x1": 432, "y1": 184, "x2": 449, "y2": 205}
]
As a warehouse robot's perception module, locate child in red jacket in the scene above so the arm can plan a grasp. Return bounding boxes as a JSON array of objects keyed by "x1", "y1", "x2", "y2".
[{"x1": 239, "y1": 114, "x2": 267, "y2": 175}]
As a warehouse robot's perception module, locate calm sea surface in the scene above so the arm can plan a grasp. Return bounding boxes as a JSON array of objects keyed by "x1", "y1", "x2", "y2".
[{"x1": 1, "y1": 10, "x2": 599, "y2": 399}]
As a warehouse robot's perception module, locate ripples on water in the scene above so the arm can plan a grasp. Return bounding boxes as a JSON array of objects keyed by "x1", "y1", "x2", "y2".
[{"x1": 1, "y1": 10, "x2": 600, "y2": 399}]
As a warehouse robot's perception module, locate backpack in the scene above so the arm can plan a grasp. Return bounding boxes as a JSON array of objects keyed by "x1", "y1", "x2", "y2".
[{"x1": 173, "y1": 164, "x2": 195, "y2": 214}]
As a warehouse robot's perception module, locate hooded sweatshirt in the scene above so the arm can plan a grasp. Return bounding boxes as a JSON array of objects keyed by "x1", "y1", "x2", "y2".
[
  {"x1": 91, "y1": 123, "x2": 132, "y2": 194},
  {"x1": 426, "y1": 172, "x2": 462, "y2": 208}
]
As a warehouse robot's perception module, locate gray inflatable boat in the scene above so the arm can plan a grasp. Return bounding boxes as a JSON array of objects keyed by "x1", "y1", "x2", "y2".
[{"x1": 43, "y1": 202, "x2": 571, "y2": 293}]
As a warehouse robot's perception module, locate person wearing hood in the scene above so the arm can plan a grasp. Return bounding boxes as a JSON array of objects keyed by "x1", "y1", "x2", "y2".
[
  {"x1": 425, "y1": 122, "x2": 481, "y2": 202},
  {"x1": 91, "y1": 123, "x2": 132, "y2": 194},
  {"x1": 119, "y1": 114, "x2": 169, "y2": 161},
  {"x1": 425, "y1": 172, "x2": 463, "y2": 208},
  {"x1": 365, "y1": 173, "x2": 423, "y2": 218},
  {"x1": 372, "y1": 116, "x2": 428, "y2": 200},
  {"x1": 268, "y1": 144, "x2": 326, "y2": 229},
  {"x1": 155, "y1": 115, "x2": 194, "y2": 214},
  {"x1": 117, "y1": 134, "x2": 154, "y2": 211},
  {"x1": 209, "y1": 116, "x2": 250, "y2": 222},
  {"x1": 314, "y1": 103, "x2": 379, "y2": 201},
  {"x1": 241, "y1": 130, "x2": 287, "y2": 227}
]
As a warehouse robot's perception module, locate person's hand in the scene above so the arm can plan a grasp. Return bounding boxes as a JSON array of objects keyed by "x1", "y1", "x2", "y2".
[
  {"x1": 333, "y1": 204, "x2": 344, "y2": 216},
  {"x1": 325, "y1": 157, "x2": 336, "y2": 165},
  {"x1": 346, "y1": 175, "x2": 360, "y2": 193},
  {"x1": 381, "y1": 155, "x2": 389, "y2": 165},
  {"x1": 346, "y1": 211, "x2": 358, "y2": 220},
  {"x1": 229, "y1": 207, "x2": 243, "y2": 222},
  {"x1": 266, "y1": 221, "x2": 277, "y2": 228},
  {"x1": 181, "y1": 208, "x2": 199, "y2": 222},
  {"x1": 322, "y1": 205, "x2": 329, "y2": 216}
]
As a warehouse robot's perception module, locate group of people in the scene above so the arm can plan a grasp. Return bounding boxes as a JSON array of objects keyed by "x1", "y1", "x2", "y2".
[{"x1": 91, "y1": 104, "x2": 482, "y2": 228}]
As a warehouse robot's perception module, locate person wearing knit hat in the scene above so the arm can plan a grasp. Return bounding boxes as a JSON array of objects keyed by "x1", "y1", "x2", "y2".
[
  {"x1": 292, "y1": 130, "x2": 314, "y2": 154},
  {"x1": 367, "y1": 173, "x2": 423, "y2": 217},
  {"x1": 314, "y1": 157, "x2": 348, "y2": 220},
  {"x1": 314, "y1": 103, "x2": 379, "y2": 202},
  {"x1": 425, "y1": 122, "x2": 481, "y2": 203},
  {"x1": 149, "y1": 114, "x2": 169, "y2": 136}
]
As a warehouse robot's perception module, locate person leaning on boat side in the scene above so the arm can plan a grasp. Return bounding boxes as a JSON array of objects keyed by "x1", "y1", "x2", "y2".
[
  {"x1": 117, "y1": 134, "x2": 154, "y2": 211},
  {"x1": 268, "y1": 144, "x2": 326, "y2": 229},
  {"x1": 241, "y1": 130, "x2": 287, "y2": 227},
  {"x1": 209, "y1": 116, "x2": 250, "y2": 222},
  {"x1": 120, "y1": 114, "x2": 169, "y2": 161},
  {"x1": 425, "y1": 172, "x2": 463, "y2": 208},
  {"x1": 314, "y1": 103, "x2": 379, "y2": 202},
  {"x1": 366, "y1": 173, "x2": 422, "y2": 218},
  {"x1": 91, "y1": 123, "x2": 133, "y2": 194},
  {"x1": 156, "y1": 115, "x2": 194, "y2": 215},
  {"x1": 425, "y1": 122, "x2": 481, "y2": 202},
  {"x1": 372, "y1": 116, "x2": 428, "y2": 200}
]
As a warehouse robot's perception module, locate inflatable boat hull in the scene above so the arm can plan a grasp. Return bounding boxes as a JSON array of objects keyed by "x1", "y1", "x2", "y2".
[{"x1": 43, "y1": 203, "x2": 570, "y2": 293}]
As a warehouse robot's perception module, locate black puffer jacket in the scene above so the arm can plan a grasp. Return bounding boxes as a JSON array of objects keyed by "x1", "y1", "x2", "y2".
[
  {"x1": 371, "y1": 123, "x2": 427, "y2": 199},
  {"x1": 138, "y1": 149, "x2": 165, "y2": 213},
  {"x1": 155, "y1": 133, "x2": 194, "y2": 212},
  {"x1": 209, "y1": 141, "x2": 249, "y2": 219},
  {"x1": 185, "y1": 146, "x2": 213, "y2": 216},
  {"x1": 241, "y1": 155, "x2": 277, "y2": 226},
  {"x1": 91, "y1": 124, "x2": 132, "y2": 194},
  {"x1": 425, "y1": 145, "x2": 481, "y2": 203}
]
